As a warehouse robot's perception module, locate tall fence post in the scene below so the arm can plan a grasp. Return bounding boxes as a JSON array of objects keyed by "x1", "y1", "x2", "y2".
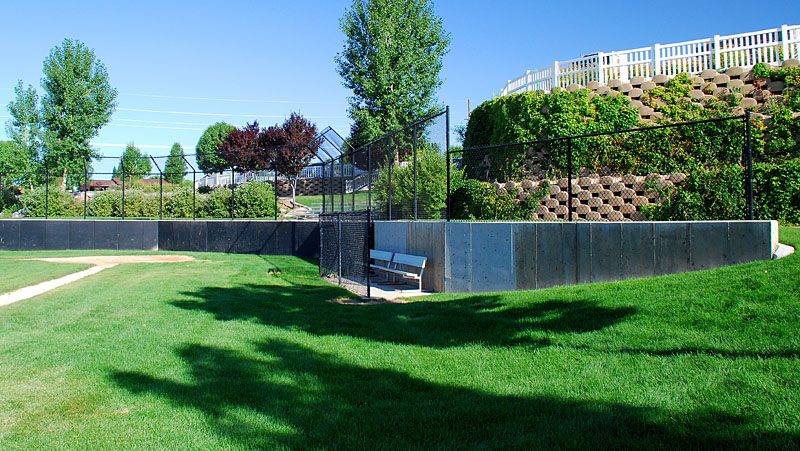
[
  {"x1": 653, "y1": 43, "x2": 661, "y2": 76},
  {"x1": 413, "y1": 123, "x2": 418, "y2": 220},
  {"x1": 322, "y1": 162, "x2": 326, "y2": 214},
  {"x1": 446, "y1": 106, "x2": 451, "y2": 222},
  {"x1": 551, "y1": 61, "x2": 559, "y2": 91},
  {"x1": 121, "y1": 161, "x2": 125, "y2": 220},
  {"x1": 367, "y1": 145, "x2": 372, "y2": 213},
  {"x1": 597, "y1": 52, "x2": 605, "y2": 84},
  {"x1": 782, "y1": 24, "x2": 790, "y2": 61},
  {"x1": 83, "y1": 160, "x2": 88, "y2": 219},
  {"x1": 230, "y1": 168, "x2": 235, "y2": 220},
  {"x1": 44, "y1": 157, "x2": 49, "y2": 219},
  {"x1": 192, "y1": 170, "x2": 196, "y2": 220},
  {"x1": 340, "y1": 158, "x2": 345, "y2": 212},
  {"x1": 387, "y1": 136, "x2": 393, "y2": 220},
  {"x1": 274, "y1": 170, "x2": 278, "y2": 220},
  {"x1": 567, "y1": 138, "x2": 573, "y2": 222},
  {"x1": 150, "y1": 156, "x2": 163, "y2": 220},
  {"x1": 746, "y1": 111, "x2": 754, "y2": 220}
]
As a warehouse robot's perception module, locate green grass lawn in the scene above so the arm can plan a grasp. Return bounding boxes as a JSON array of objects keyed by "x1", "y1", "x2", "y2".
[
  {"x1": 0, "y1": 258, "x2": 92, "y2": 294},
  {"x1": 295, "y1": 191, "x2": 371, "y2": 208},
  {"x1": 0, "y1": 230, "x2": 799, "y2": 449}
]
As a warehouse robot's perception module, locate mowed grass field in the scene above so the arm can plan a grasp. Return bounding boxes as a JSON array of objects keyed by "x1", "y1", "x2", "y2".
[{"x1": 0, "y1": 229, "x2": 799, "y2": 449}]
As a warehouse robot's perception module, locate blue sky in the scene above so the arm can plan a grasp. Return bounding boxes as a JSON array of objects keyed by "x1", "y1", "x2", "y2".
[{"x1": 1, "y1": 0, "x2": 798, "y2": 177}]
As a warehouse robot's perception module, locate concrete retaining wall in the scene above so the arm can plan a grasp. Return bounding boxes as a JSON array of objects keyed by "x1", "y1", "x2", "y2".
[
  {"x1": 0, "y1": 220, "x2": 319, "y2": 257},
  {"x1": 374, "y1": 221, "x2": 779, "y2": 293}
]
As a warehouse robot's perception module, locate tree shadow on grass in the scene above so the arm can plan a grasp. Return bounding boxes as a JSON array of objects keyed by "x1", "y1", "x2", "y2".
[
  {"x1": 111, "y1": 339, "x2": 799, "y2": 450},
  {"x1": 172, "y1": 282, "x2": 635, "y2": 348}
]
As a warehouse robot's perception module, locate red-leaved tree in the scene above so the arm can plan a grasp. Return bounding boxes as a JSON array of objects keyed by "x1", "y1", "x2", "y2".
[
  {"x1": 260, "y1": 113, "x2": 321, "y2": 207},
  {"x1": 218, "y1": 122, "x2": 264, "y2": 173}
]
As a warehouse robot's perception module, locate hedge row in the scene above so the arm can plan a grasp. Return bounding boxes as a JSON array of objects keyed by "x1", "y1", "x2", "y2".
[{"x1": 8, "y1": 181, "x2": 277, "y2": 219}]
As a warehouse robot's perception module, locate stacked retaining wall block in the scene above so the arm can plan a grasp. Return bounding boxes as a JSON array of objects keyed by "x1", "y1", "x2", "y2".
[
  {"x1": 563, "y1": 59, "x2": 800, "y2": 123},
  {"x1": 268, "y1": 178, "x2": 346, "y2": 197},
  {"x1": 494, "y1": 172, "x2": 685, "y2": 221}
]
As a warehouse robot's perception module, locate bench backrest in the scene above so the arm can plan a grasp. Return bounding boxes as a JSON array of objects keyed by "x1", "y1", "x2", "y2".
[
  {"x1": 392, "y1": 253, "x2": 427, "y2": 274},
  {"x1": 370, "y1": 249, "x2": 393, "y2": 263}
]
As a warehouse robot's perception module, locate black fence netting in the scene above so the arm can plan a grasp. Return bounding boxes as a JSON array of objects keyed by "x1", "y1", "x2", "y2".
[
  {"x1": 321, "y1": 109, "x2": 449, "y2": 221},
  {"x1": 319, "y1": 210, "x2": 371, "y2": 297}
]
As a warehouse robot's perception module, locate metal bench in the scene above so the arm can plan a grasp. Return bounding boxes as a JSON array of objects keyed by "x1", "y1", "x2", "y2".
[{"x1": 370, "y1": 250, "x2": 427, "y2": 292}]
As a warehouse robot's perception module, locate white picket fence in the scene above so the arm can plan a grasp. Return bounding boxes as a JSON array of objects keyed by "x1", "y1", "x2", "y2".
[
  {"x1": 195, "y1": 164, "x2": 364, "y2": 190},
  {"x1": 500, "y1": 24, "x2": 800, "y2": 96}
]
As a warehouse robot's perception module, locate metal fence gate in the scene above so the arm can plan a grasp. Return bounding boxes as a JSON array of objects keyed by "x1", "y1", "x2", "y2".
[{"x1": 319, "y1": 210, "x2": 371, "y2": 297}]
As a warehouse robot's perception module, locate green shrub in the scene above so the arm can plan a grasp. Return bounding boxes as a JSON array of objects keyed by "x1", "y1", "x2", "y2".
[
  {"x1": 232, "y1": 181, "x2": 276, "y2": 218},
  {"x1": 374, "y1": 145, "x2": 462, "y2": 219},
  {"x1": 754, "y1": 158, "x2": 800, "y2": 224},
  {"x1": 88, "y1": 190, "x2": 121, "y2": 217},
  {"x1": 641, "y1": 166, "x2": 746, "y2": 221},
  {"x1": 1, "y1": 186, "x2": 21, "y2": 214},
  {"x1": 20, "y1": 186, "x2": 83, "y2": 217},
  {"x1": 451, "y1": 179, "x2": 549, "y2": 221},
  {"x1": 165, "y1": 187, "x2": 197, "y2": 218},
  {"x1": 200, "y1": 187, "x2": 232, "y2": 218}
]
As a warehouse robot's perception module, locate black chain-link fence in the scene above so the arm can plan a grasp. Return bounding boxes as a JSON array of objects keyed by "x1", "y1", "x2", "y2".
[
  {"x1": 319, "y1": 210, "x2": 371, "y2": 298},
  {"x1": 449, "y1": 114, "x2": 754, "y2": 222},
  {"x1": 320, "y1": 109, "x2": 450, "y2": 220}
]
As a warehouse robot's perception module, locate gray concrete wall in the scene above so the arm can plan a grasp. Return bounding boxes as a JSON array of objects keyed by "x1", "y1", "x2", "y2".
[
  {"x1": 0, "y1": 220, "x2": 319, "y2": 257},
  {"x1": 374, "y1": 220, "x2": 779, "y2": 293}
]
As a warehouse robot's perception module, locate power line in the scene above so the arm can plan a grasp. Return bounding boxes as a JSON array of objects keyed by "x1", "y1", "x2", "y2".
[
  {"x1": 118, "y1": 107, "x2": 348, "y2": 119},
  {"x1": 91, "y1": 142, "x2": 196, "y2": 150},
  {"x1": 121, "y1": 92, "x2": 346, "y2": 105},
  {"x1": 106, "y1": 123, "x2": 205, "y2": 131}
]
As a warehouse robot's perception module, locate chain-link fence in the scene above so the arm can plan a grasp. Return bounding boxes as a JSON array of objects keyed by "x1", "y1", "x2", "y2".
[
  {"x1": 319, "y1": 210, "x2": 371, "y2": 297},
  {"x1": 320, "y1": 109, "x2": 450, "y2": 221},
  {"x1": 449, "y1": 114, "x2": 755, "y2": 222},
  {"x1": 0, "y1": 150, "x2": 330, "y2": 220}
]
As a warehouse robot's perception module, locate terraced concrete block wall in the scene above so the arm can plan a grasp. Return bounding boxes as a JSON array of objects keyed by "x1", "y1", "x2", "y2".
[
  {"x1": 563, "y1": 58, "x2": 800, "y2": 123},
  {"x1": 374, "y1": 220, "x2": 779, "y2": 293},
  {"x1": 269, "y1": 178, "x2": 346, "y2": 197},
  {"x1": 496, "y1": 172, "x2": 685, "y2": 221}
]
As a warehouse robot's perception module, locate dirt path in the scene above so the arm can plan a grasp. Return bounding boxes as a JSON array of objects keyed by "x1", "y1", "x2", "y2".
[{"x1": 0, "y1": 255, "x2": 194, "y2": 307}]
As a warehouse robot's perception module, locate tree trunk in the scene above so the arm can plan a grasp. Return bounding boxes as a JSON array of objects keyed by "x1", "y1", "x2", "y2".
[
  {"x1": 61, "y1": 167, "x2": 67, "y2": 191},
  {"x1": 290, "y1": 177, "x2": 297, "y2": 208}
]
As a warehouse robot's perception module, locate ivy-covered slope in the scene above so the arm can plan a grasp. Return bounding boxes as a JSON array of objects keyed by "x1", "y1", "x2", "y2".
[{"x1": 462, "y1": 62, "x2": 800, "y2": 223}]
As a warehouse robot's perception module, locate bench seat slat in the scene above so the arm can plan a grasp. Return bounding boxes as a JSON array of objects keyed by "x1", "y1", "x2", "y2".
[{"x1": 392, "y1": 253, "x2": 427, "y2": 269}]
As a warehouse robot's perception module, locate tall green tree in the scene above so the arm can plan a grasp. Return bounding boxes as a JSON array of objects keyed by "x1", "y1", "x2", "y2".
[
  {"x1": 40, "y1": 39, "x2": 117, "y2": 187},
  {"x1": 6, "y1": 82, "x2": 41, "y2": 186},
  {"x1": 196, "y1": 122, "x2": 236, "y2": 173},
  {"x1": 0, "y1": 141, "x2": 32, "y2": 185},
  {"x1": 165, "y1": 142, "x2": 188, "y2": 184},
  {"x1": 119, "y1": 143, "x2": 152, "y2": 182},
  {"x1": 336, "y1": 0, "x2": 450, "y2": 148}
]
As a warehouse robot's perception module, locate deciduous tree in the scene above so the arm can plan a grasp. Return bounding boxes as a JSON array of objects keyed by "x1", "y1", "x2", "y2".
[
  {"x1": 165, "y1": 143, "x2": 188, "y2": 184},
  {"x1": 261, "y1": 113, "x2": 320, "y2": 207},
  {"x1": 336, "y1": 0, "x2": 450, "y2": 148},
  {"x1": 39, "y1": 39, "x2": 117, "y2": 188},
  {"x1": 196, "y1": 122, "x2": 236, "y2": 174}
]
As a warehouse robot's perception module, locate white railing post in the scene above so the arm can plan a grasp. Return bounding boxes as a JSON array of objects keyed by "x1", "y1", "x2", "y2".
[
  {"x1": 551, "y1": 61, "x2": 559, "y2": 91},
  {"x1": 782, "y1": 24, "x2": 790, "y2": 62},
  {"x1": 653, "y1": 43, "x2": 661, "y2": 75},
  {"x1": 526, "y1": 70, "x2": 532, "y2": 92},
  {"x1": 713, "y1": 34, "x2": 721, "y2": 69},
  {"x1": 597, "y1": 51, "x2": 605, "y2": 84}
]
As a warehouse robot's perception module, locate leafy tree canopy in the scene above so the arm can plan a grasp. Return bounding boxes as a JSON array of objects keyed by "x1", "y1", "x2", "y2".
[
  {"x1": 40, "y1": 39, "x2": 117, "y2": 174},
  {"x1": 336, "y1": 0, "x2": 450, "y2": 148},
  {"x1": 196, "y1": 122, "x2": 236, "y2": 173},
  {"x1": 165, "y1": 143, "x2": 188, "y2": 184},
  {"x1": 118, "y1": 143, "x2": 152, "y2": 178}
]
